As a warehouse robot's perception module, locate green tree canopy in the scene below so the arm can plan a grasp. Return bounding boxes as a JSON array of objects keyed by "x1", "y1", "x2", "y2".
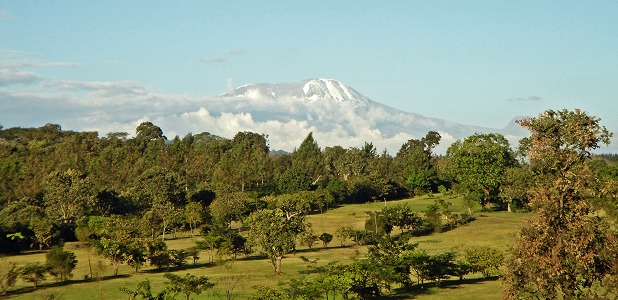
[
  {"x1": 43, "y1": 169, "x2": 94, "y2": 225},
  {"x1": 291, "y1": 132, "x2": 323, "y2": 183},
  {"x1": 396, "y1": 131, "x2": 441, "y2": 195},
  {"x1": 46, "y1": 246, "x2": 77, "y2": 282},
  {"x1": 246, "y1": 208, "x2": 307, "y2": 275},
  {"x1": 445, "y1": 133, "x2": 516, "y2": 208}
]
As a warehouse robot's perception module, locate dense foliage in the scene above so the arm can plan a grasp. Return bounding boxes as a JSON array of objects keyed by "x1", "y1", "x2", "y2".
[
  {"x1": 504, "y1": 109, "x2": 618, "y2": 298},
  {"x1": 0, "y1": 108, "x2": 616, "y2": 298}
]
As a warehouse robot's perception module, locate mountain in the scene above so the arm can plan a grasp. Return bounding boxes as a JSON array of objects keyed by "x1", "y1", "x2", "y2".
[
  {"x1": 220, "y1": 78, "x2": 372, "y2": 108},
  {"x1": 214, "y1": 78, "x2": 502, "y2": 154}
]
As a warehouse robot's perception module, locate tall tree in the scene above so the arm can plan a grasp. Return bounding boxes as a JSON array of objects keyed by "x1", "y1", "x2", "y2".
[
  {"x1": 213, "y1": 132, "x2": 269, "y2": 192},
  {"x1": 291, "y1": 133, "x2": 323, "y2": 184},
  {"x1": 136, "y1": 121, "x2": 165, "y2": 141},
  {"x1": 246, "y1": 209, "x2": 307, "y2": 275},
  {"x1": 396, "y1": 131, "x2": 441, "y2": 195},
  {"x1": 43, "y1": 169, "x2": 94, "y2": 225},
  {"x1": 504, "y1": 109, "x2": 618, "y2": 299},
  {"x1": 445, "y1": 133, "x2": 516, "y2": 209}
]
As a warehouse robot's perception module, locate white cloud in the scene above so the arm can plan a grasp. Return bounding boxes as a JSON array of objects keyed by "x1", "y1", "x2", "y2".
[
  {"x1": 507, "y1": 95, "x2": 543, "y2": 102},
  {"x1": 1, "y1": 54, "x2": 558, "y2": 154},
  {"x1": 0, "y1": 11, "x2": 12, "y2": 20},
  {"x1": 0, "y1": 68, "x2": 40, "y2": 86},
  {"x1": 204, "y1": 49, "x2": 246, "y2": 63}
]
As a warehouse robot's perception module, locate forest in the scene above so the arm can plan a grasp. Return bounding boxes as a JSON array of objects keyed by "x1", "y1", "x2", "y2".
[{"x1": 0, "y1": 109, "x2": 617, "y2": 299}]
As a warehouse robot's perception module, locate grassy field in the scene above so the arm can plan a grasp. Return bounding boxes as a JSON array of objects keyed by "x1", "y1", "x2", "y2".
[{"x1": 1, "y1": 194, "x2": 532, "y2": 299}]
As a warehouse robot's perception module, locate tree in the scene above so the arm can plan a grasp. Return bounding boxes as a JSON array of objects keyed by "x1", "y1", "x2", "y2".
[
  {"x1": 403, "y1": 250, "x2": 462, "y2": 284},
  {"x1": 147, "y1": 239, "x2": 173, "y2": 270},
  {"x1": 423, "y1": 204, "x2": 443, "y2": 233},
  {"x1": 366, "y1": 234, "x2": 417, "y2": 289},
  {"x1": 89, "y1": 215, "x2": 149, "y2": 274},
  {"x1": 43, "y1": 168, "x2": 94, "y2": 225},
  {"x1": 209, "y1": 192, "x2": 249, "y2": 227},
  {"x1": 445, "y1": 133, "x2": 516, "y2": 209},
  {"x1": 184, "y1": 201, "x2": 204, "y2": 236},
  {"x1": 0, "y1": 262, "x2": 19, "y2": 295},
  {"x1": 121, "y1": 278, "x2": 174, "y2": 300},
  {"x1": 463, "y1": 246, "x2": 504, "y2": 278},
  {"x1": 124, "y1": 243, "x2": 147, "y2": 272},
  {"x1": 298, "y1": 228, "x2": 319, "y2": 250},
  {"x1": 499, "y1": 166, "x2": 533, "y2": 212},
  {"x1": 319, "y1": 232, "x2": 333, "y2": 248},
  {"x1": 136, "y1": 121, "x2": 165, "y2": 141},
  {"x1": 20, "y1": 262, "x2": 49, "y2": 289},
  {"x1": 335, "y1": 226, "x2": 353, "y2": 247},
  {"x1": 364, "y1": 211, "x2": 392, "y2": 235},
  {"x1": 249, "y1": 285, "x2": 290, "y2": 300},
  {"x1": 29, "y1": 216, "x2": 57, "y2": 250},
  {"x1": 396, "y1": 131, "x2": 441, "y2": 195},
  {"x1": 283, "y1": 277, "x2": 323, "y2": 300},
  {"x1": 95, "y1": 237, "x2": 128, "y2": 276},
  {"x1": 277, "y1": 169, "x2": 312, "y2": 194},
  {"x1": 291, "y1": 132, "x2": 323, "y2": 183},
  {"x1": 150, "y1": 201, "x2": 182, "y2": 241},
  {"x1": 129, "y1": 167, "x2": 186, "y2": 240},
  {"x1": 213, "y1": 132, "x2": 269, "y2": 192},
  {"x1": 381, "y1": 203, "x2": 423, "y2": 234},
  {"x1": 46, "y1": 246, "x2": 77, "y2": 282},
  {"x1": 246, "y1": 209, "x2": 307, "y2": 275},
  {"x1": 504, "y1": 109, "x2": 618, "y2": 299},
  {"x1": 275, "y1": 192, "x2": 313, "y2": 220},
  {"x1": 164, "y1": 273, "x2": 214, "y2": 300}
]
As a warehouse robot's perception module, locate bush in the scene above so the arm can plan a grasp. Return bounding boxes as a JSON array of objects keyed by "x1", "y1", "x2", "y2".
[
  {"x1": 351, "y1": 230, "x2": 379, "y2": 246},
  {"x1": 463, "y1": 246, "x2": 504, "y2": 278},
  {"x1": 335, "y1": 226, "x2": 353, "y2": 247},
  {"x1": 319, "y1": 232, "x2": 333, "y2": 248}
]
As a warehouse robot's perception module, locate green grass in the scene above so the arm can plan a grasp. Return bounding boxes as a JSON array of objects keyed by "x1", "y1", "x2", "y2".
[{"x1": 1, "y1": 194, "x2": 532, "y2": 299}]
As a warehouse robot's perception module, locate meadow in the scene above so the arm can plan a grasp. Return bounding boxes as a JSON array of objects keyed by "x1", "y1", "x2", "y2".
[{"x1": 1, "y1": 194, "x2": 532, "y2": 300}]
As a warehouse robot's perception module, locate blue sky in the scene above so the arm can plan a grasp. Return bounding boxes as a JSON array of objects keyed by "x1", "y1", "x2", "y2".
[{"x1": 1, "y1": 1, "x2": 618, "y2": 150}]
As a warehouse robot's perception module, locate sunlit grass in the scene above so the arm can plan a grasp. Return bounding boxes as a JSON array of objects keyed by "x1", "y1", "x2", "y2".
[{"x1": 2, "y1": 194, "x2": 532, "y2": 299}]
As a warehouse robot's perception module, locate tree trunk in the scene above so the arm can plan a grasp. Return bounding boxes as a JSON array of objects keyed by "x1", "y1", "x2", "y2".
[
  {"x1": 274, "y1": 256, "x2": 282, "y2": 275},
  {"x1": 507, "y1": 201, "x2": 512, "y2": 212}
]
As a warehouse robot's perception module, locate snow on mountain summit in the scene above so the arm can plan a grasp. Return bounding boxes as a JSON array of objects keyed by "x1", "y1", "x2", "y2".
[
  {"x1": 220, "y1": 78, "x2": 370, "y2": 107},
  {"x1": 301, "y1": 79, "x2": 370, "y2": 107}
]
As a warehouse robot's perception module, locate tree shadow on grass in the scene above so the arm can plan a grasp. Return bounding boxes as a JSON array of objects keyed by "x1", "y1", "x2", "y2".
[
  {"x1": 5, "y1": 274, "x2": 131, "y2": 297},
  {"x1": 140, "y1": 261, "x2": 215, "y2": 274},
  {"x1": 289, "y1": 244, "x2": 353, "y2": 255}
]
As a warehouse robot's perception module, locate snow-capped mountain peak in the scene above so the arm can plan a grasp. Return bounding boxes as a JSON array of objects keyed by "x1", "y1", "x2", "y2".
[
  {"x1": 220, "y1": 78, "x2": 370, "y2": 108},
  {"x1": 301, "y1": 79, "x2": 369, "y2": 107}
]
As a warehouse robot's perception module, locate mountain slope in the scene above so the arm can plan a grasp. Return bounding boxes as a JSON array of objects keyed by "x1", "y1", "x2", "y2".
[{"x1": 213, "y1": 78, "x2": 499, "y2": 153}]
